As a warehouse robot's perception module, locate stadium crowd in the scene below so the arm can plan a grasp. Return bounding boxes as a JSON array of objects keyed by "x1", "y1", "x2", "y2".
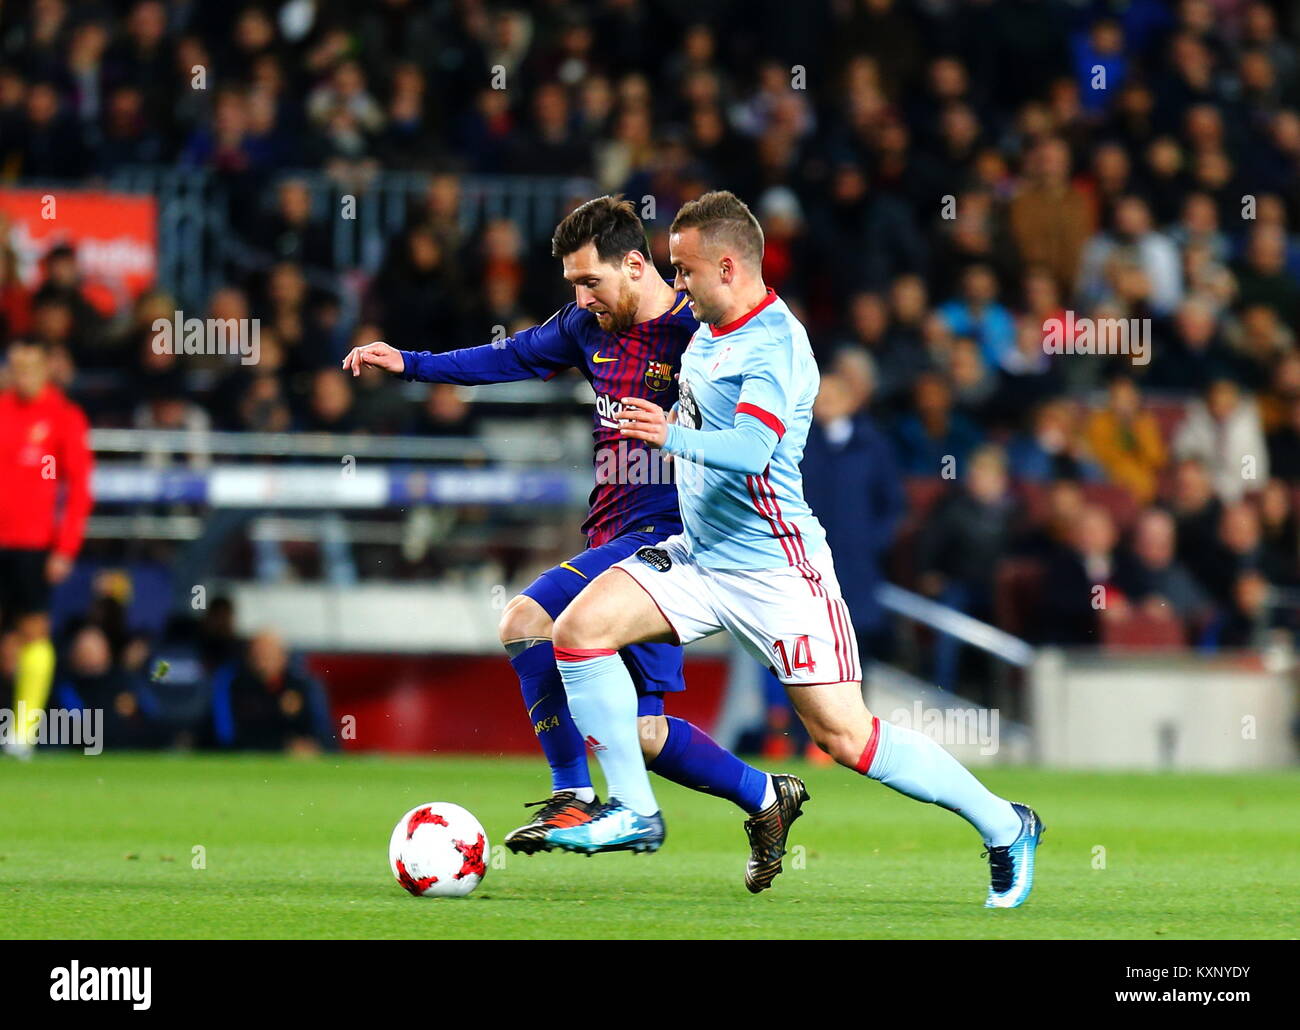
[{"x1": 3, "y1": 0, "x2": 1300, "y2": 729}]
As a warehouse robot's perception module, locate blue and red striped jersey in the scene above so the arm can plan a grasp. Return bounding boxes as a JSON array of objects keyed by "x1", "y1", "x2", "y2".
[{"x1": 400, "y1": 290, "x2": 696, "y2": 547}]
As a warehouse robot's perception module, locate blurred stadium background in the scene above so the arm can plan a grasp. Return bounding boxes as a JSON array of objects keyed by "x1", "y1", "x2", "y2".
[{"x1": 1, "y1": 0, "x2": 1299, "y2": 771}]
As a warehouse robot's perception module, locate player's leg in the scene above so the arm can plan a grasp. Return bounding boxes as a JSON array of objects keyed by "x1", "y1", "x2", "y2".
[
  {"x1": 785, "y1": 680, "x2": 1042, "y2": 906},
  {"x1": 724, "y1": 550, "x2": 1043, "y2": 906},
  {"x1": 3, "y1": 551, "x2": 56, "y2": 757},
  {"x1": 550, "y1": 566, "x2": 674, "y2": 821},
  {"x1": 545, "y1": 538, "x2": 718, "y2": 853},
  {"x1": 627, "y1": 643, "x2": 774, "y2": 816},
  {"x1": 499, "y1": 592, "x2": 590, "y2": 797},
  {"x1": 497, "y1": 592, "x2": 603, "y2": 853},
  {"x1": 633, "y1": 674, "x2": 802, "y2": 892}
]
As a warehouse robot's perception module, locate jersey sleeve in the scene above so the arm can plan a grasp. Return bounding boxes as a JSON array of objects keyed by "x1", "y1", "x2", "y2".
[
  {"x1": 734, "y1": 332, "x2": 797, "y2": 440},
  {"x1": 400, "y1": 306, "x2": 583, "y2": 384},
  {"x1": 52, "y1": 402, "x2": 93, "y2": 558},
  {"x1": 663, "y1": 413, "x2": 778, "y2": 475}
]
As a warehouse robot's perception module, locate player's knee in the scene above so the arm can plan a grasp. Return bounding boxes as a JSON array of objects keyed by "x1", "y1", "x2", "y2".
[
  {"x1": 638, "y1": 715, "x2": 668, "y2": 761},
  {"x1": 814, "y1": 727, "x2": 867, "y2": 769},
  {"x1": 497, "y1": 595, "x2": 552, "y2": 647},
  {"x1": 551, "y1": 603, "x2": 602, "y2": 651}
]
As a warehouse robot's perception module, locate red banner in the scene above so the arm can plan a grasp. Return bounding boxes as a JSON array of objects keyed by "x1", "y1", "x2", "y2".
[{"x1": 0, "y1": 188, "x2": 157, "y2": 316}]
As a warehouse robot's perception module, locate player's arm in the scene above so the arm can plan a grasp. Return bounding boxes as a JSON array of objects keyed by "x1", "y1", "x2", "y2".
[
  {"x1": 341, "y1": 309, "x2": 579, "y2": 385},
  {"x1": 50, "y1": 402, "x2": 93, "y2": 582},
  {"x1": 618, "y1": 338, "x2": 790, "y2": 475},
  {"x1": 619, "y1": 398, "x2": 778, "y2": 474}
]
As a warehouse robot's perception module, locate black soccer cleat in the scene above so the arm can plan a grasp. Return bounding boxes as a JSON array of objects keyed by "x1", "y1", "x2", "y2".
[
  {"x1": 743, "y1": 774, "x2": 810, "y2": 893},
  {"x1": 503, "y1": 791, "x2": 602, "y2": 855}
]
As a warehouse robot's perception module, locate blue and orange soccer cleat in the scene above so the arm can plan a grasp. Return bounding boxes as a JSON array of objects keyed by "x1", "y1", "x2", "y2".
[
  {"x1": 544, "y1": 799, "x2": 665, "y2": 855},
  {"x1": 503, "y1": 790, "x2": 603, "y2": 855},
  {"x1": 983, "y1": 802, "x2": 1044, "y2": 909}
]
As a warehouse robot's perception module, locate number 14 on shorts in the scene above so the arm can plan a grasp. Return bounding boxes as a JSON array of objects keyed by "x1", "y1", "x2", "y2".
[{"x1": 772, "y1": 635, "x2": 815, "y2": 677}]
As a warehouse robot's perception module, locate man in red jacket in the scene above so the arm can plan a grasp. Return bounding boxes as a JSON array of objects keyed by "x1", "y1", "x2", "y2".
[{"x1": 0, "y1": 340, "x2": 93, "y2": 755}]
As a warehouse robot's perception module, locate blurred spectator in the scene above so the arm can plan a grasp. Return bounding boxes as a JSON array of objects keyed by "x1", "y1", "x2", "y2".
[
  {"x1": 1170, "y1": 457, "x2": 1224, "y2": 587},
  {"x1": 1008, "y1": 137, "x2": 1095, "y2": 296},
  {"x1": 1234, "y1": 225, "x2": 1300, "y2": 328},
  {"x1": 210, "y1": 630, "x2": 335, "y2": 753},
  {"x1": 367, "y1": 224, "x2": 461, "y2": 352},
  {"x1": 1083, "y1": 375, "x2": 1168, "y2": 503},
  {"x1": 1266, "y1": 396, "x2": 1300, "y2": 481},
  {"x1": 0, "y1": 236, "x2": 31, "y2": 341},
  {"x1": 1211, "y1": 570, "x2": 1277, "y2": 647},
  {"x1": 1078, "y1": 195, "x2": 1183, "y2": 316},
  {"x1": 300, "y1": 368, "x2": 358, "y2": 433},
  {"x1": 52, "y1": 623, "x2": 163, "y2": 750},
  {"x1": 1037, "y1": 504, "x2": 1125, "y2": 645},
  {"x1": 1199, "y1": 501, "x2": 1291, "y2": 603},
  {"x1": 1173, "y1": 378, "x2": 1270, "y2": 501},
  {"x1": 1014, "y1": 479, "x2": 1086, "y2": 561},
  {"x1": 1147, "y1": 294, "x2": 1245, "y2": 392},
  {"x1": 915, "y1": 445, "x2": 1017, "y2": 688},
  {"x1": 1258, "y1": 478, "x2": 1300, "y2": 581},
  {"x1": 245, "y1": 179, "x2": 333, "y2": 275},
  {"x1": 1007, "y1": 398, "x2": 1102, "y2": 484},
  {"x1": 32, "y1": 244, "x2": 105, "y2": 359},
  {"x1": 801, "y1": 364, "x2": 904, "y2": 663},
  {"x1": 893, "y1": 372, "x2": 982, "y2": 476},
  {"x1": 1115, "y1": 508, "x2": 1212, "y2": 623},
  {"x1": 937, "y1": 263, "x2": 1016, "y2": 369},
  {"x1": 410, "y1": 383, "x2": 478, "y2": 437}
]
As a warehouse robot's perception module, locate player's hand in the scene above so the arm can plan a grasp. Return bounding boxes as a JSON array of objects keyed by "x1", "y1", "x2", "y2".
[
  {"x1": 46, "y1": 553, "x2": 72, "y2": 584},
  {"x1": 617, "y1": 396, "x2": 670, "y2": 447},
  {"x1": 341, "y1": 340, "x2": 404, "y2": 377}
]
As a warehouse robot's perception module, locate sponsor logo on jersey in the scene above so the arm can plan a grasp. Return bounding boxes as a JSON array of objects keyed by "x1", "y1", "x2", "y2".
[
  {"x1": 677, "y1": 377, "x2": 700, "y2": 430},
  {"x1": 594, "y1": 392, "x2": 624, "y2": 428},
  {"x1": 644, "y1": 359, "x2": 673, "y2": 392},
  {"x1": 635, "y1": 546, "x2": 672, "y2": 572},
  {"x1": 592, "y1": 351, "x2": 618, "y2": 364}
]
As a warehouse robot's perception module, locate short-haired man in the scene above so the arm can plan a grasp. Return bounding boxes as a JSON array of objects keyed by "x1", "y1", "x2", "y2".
[{"x1": 0, "y1": 340, "x2": 94, "y2": 756}]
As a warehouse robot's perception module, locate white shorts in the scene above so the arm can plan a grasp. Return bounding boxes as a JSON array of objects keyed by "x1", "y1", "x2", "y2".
[{"x1": 615, "y1": 534, "x2": 861, "y2": 685}]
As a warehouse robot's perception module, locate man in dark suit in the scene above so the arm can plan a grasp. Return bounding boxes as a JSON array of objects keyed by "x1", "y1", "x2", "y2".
[{"x1": 801, "y1": 353, "x2": 905, "y2": 665}]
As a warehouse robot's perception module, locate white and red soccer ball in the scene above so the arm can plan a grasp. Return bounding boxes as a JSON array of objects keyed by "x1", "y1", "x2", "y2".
[{"x1": 388, "y1": 803, "x2": 489, "y2": 898}]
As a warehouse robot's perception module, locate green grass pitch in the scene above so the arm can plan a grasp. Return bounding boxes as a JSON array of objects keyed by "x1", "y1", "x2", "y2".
[{"x1": 2, "y1": 754, "x2": 1297, "y2": 939}]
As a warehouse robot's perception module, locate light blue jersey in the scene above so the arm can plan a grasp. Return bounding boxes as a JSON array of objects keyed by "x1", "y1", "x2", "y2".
[{"x1": 665, "y1": 289, "x2": 827, "y2": 570}]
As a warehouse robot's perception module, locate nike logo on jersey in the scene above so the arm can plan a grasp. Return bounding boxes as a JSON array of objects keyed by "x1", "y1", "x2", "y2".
[{"x1": 593, "y1": 351, "x2": 618, "y2": 364}]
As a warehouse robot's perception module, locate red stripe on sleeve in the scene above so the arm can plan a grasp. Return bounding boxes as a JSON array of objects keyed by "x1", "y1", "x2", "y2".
[{"x1": 736, "y1": 402, "x2": 785, "y2": 440}]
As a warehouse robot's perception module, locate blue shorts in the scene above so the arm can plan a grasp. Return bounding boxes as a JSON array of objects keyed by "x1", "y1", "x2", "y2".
[{"x1": 522, "y1": 529, "x2": 683, "y2": 717}]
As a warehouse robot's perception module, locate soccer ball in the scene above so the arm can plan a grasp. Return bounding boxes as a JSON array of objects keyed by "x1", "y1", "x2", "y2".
[{"x1": 388, "y1": 802, "x2": 489, "y2": 898}]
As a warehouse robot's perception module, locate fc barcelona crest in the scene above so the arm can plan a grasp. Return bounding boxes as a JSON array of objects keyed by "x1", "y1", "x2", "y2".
[{"x1": 644, "y1": 359, "x2": 674, "y2": 392}]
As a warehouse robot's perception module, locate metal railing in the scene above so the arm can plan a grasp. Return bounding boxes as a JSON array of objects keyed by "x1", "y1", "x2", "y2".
[
  {"x1": 89, "y1": 426, "x2": 566, "y2": 464},
  {"x1": 875, "y1": 580, "x2": 1037, "y2": 721},
  {"x1": 98, "y1": 167, "x2": 596, "y2": 309},
  {"x1": 876, "y1": 582, "x2": 1036, "y2": 668}
]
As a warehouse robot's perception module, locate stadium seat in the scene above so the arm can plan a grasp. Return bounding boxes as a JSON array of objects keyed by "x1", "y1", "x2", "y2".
[
  {"x1": 1080, "y1": 482, "x2": 1141, "y2": 532},
  {"x1": 993, "y1": 557, "x2": 1047, "y2": 641},
  {"x1": 1101, "y1": 610, "x2": 1187, "y2": 649}
]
